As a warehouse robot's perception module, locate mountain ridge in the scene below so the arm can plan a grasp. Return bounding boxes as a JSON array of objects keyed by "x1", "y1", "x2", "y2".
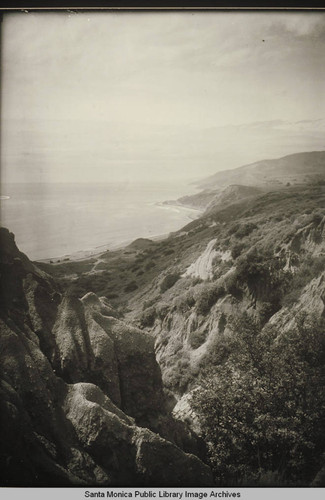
[
  {"x1": 163, "y1": 151, "x2": 325, "y2": 215},
  {"x1": 196, "y1": 150, "x2": 325, "y2": 190}
]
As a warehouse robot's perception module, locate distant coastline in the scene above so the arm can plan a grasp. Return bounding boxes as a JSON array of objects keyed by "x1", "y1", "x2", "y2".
[
  {"x1": 2, "y1": 181, "x2": 199, "y2": 262},
  {"x1": 34, "y1": 197, "x2": 201, "y2": 264},
  {"x1": 157, "y1": 200, "x2": 203, "y2": 218},
  {"x1": 36, "y1": 232, "x2": 171, "y2": 264}
]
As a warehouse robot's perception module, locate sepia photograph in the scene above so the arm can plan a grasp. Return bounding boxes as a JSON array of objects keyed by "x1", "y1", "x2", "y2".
[{"x1": 0, "y1": 7, "x2": 325, "y2": 490}]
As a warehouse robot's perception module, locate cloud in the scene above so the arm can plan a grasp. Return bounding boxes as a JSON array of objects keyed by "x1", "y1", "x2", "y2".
[
  {"x1": 279, "y1": 13, "x2": 325, "y2": 37},
  {"x1": 2, "y1": 11, "x2": 325, "y2": 184}
]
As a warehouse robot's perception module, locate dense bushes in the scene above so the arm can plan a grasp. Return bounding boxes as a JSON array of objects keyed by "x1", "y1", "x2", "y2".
[
  {"x1": 140, "y1": 300, "x2": 169, "y2": 327},
  {"x1": 173, "y1": 289, "x2": 196, "y2": 313},
  {"x1": 191, "y1": 313, "x2": 325, "y2": 486},
  {"x1": 281, "y1": 254, "x2": 325, "y2": 307},
  {"x1": 227, "y1": 222, "x2": 257, "y2": 238},
  {"x1": 225, "y1": 247, "x2": 290, "y2": 307},
  {"x1": 231, "y1": 242, "x2": 246, "y2": 260},
  {"x1": 195, "y1": 284, "x2": 226, "y2": 316},
  {"x1": 163, "y1": 354, "x2": 194, "y2": 394},
  {"x1": 171, "y1": 282, "x2": 226, "y2": 316},
  {"x1": 234, "y1": 222, "x2": 257, "y2": 238}
]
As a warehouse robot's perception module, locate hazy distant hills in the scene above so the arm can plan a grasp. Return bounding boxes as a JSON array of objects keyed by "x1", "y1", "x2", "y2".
[
  {"x1": 174, "y1": 185, "x2": 263, "y2": 212},
  {"x1": 170, "y1": 151, "x2": 325, "y2": 213},
  {"x1": 197, "y1": 151, "x2": 325, "y2": 190}
]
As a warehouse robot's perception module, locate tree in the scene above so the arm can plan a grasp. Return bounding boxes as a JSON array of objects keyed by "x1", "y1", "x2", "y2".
[
  {"x1": 233, "y1": 247, "x2": 290, "y2": 308},
  {"x1": 191, "y1": 313, "x2": 325, "y2": 486}
]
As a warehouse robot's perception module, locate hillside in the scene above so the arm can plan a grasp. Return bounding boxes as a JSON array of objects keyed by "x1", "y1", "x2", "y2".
[
  {"x1": 2, "y1": 151, "x2": 325, "y2": 487},
  {"x1": 172, "y1": 185, "x2": 264, "y2": 213},
  {"x1": 43, "y1": 183, "x2": 325, "y2": 485},
  {"x1": 35, "y1": 179, "x2": 325, "y2": 486},
  {"x1": 197, "y1": 151, "x2": 325, "y2": 190},
  {"x1": 131, "y1": 183, "x2": 325, "y2": 486},
  {"x1": 166, "y1": 151, "x2": 325, "y2": 214}
]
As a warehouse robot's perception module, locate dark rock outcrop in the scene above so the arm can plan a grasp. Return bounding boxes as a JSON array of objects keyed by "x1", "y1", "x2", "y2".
[{"x1": 0, "y1": 227, "x2": 212, "y2": 486}]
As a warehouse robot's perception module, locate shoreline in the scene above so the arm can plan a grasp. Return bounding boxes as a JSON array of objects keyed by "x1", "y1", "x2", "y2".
[
  {"x1": 36, "y1": 233, "x2": 170, "y2": 264},
  {"x1": 157, "y1": 200, "x2": 203, "y2": 218},
  {"x1": 36, "y1": 232, "x2": 170, "y2": 264},
  {"x1": 36, "y1": 202, "x2": 201, "y2": 264}
]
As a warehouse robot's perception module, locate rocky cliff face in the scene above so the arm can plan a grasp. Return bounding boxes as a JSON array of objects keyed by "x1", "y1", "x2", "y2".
[
  {"x1": 120, "y1": 185, "x2": 325, "y2": 486},
  {"x1": 125, "y1": 187, "x2": 325, "y2": 419},
  {"x1": 0, "y1": 228, "x2": 212, "y2": 486}
]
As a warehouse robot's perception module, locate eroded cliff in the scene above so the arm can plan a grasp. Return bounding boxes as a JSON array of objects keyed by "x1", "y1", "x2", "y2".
[{"x1": 0, "y1": 228, "x2": 212, "y2": 486}]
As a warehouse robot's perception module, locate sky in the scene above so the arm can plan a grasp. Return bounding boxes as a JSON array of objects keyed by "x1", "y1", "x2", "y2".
[{"x1": 1, "y1": 11, "x2": 325, "y2": 184}]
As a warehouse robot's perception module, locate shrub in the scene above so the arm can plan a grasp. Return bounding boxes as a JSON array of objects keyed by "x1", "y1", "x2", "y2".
[
  {"x1": 259, "y1": 301, "x2": 279, "y2": 324},
  {"x1": 185, "y1": 289, "x2": 196, "y2": 308},
  {"x1": 124, "y1": 281, "x2": 138, "y2": 293},
  {"x1": 212, "y1": 255, "x2": 222, "y2": 267},
  {"x1": 213, "y1": 260, "x2": 233, "y2": 280},
  {"x1": 195, "y1": 284, "x2": 226, "y2": 316},
  {"x1": 218, "y1": 313, "x2": 227, "y2": 333},
  {"x1": 106, "y1": 292, "x2": 119, "y2": 299},
  {"x1": 156, "y1": 303, "x2": 169, "y2": 320},
  {"x1": 203, "y1": 334, "x2": 234, "y2": 367},
  {"x1": 160, "y1": 272, "x2": 180, "y2": 293},
  {"x1": 164, "y1": 356, "x2": 194, "y2": 394},
  {"x1": 191, "y1": 314, "x2": 325, "y2": 486},
  {"x1": 234, "y1": 222, "x2": 257, "y2": 239},
  {"x1": 235, "y1": 247, "x2": 289, "y2": 304},
  {"x1": 139, "y1": 306, "x2": 156, "y2": 328},
  {"x1": 231, "y1": 242, "x2": 246, "y2": 260},
  {"x1": 224, "y1": 271, "x2": 242, "y2": 299},
  {"x1": 145, "y1": 260, "x2": 156, "y2": 271},
  {"x1": 174, "y1": 289, "x2": 196, "y2": 313},
  {"x1": 281, "y1": 255, "x2": 325, "y2": 308},
  {"x1": 163, "y1": 248, "x2": 175, "y2": 256},
  {"x1": 312, "y1": 212, "x2": 323, "y2": 224},
  {"x1": 188, "y1": 328, "x2": 209, "y2": 349}
]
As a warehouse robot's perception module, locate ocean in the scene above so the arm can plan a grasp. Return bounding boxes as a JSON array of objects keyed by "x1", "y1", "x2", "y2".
[{"x1": 0, "y1": 182, "x2": 199, "y2": 261}]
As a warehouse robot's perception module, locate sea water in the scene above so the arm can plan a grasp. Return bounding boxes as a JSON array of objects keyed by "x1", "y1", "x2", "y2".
[{"x1": 0, "y1": 182, "x2": 199, "y2": 261}]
